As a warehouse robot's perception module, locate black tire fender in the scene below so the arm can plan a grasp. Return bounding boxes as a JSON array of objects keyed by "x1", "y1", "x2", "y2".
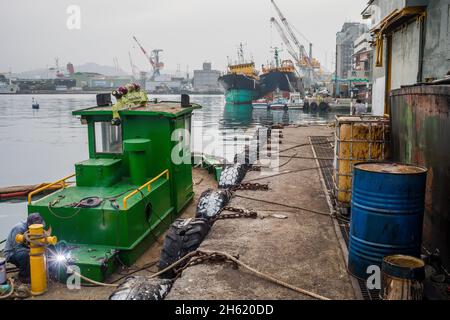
[{"x1": 158, "y1": 218, "x2": 210, "y2": 279}]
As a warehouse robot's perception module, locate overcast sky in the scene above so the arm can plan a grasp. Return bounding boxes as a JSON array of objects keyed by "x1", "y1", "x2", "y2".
[{"x1": 0, "y1": 0, "x2": 368, "y2": 75}]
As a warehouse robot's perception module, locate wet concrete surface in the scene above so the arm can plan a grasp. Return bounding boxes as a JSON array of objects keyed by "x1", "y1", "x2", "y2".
[{"x1": 166, "y1": 125, "x2": 355, "y2": 300}]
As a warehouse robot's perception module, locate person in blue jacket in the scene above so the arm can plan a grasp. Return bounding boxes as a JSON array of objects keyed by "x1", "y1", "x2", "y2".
[{"x1": 3, "y1": 213, "x2": 45, "y2": 282}]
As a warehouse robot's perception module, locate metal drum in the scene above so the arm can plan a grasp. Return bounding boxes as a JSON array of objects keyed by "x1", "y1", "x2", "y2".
[
  {"x1": 348, "y1": 162, "x2": 427, "y2": 280},
  {"x1": 381, "y1": 255, "x2": 425, "y2": 300}
]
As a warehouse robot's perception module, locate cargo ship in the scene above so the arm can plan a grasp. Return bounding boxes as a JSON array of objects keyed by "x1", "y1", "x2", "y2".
[
  {"x1": 260, "y1": 48, "x2": 302, "y2": 97},
  {"x1": 218, "y1": 44, "x2": 262, "y2": 104}
]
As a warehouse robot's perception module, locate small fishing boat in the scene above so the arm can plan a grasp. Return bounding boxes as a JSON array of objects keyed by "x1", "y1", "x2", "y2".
[
  {"x1": 287, "y1": 92, "x2": 304, "y2": 109},
  {"x1": 252, "y1": 99, "x2": 269, "y2": 109},
  {"x1": 32, "y1": 98, "x2": 39, "y2": 109},
  {"x1": 269, "y1": 97, "x2": 288, "y2": 110}
]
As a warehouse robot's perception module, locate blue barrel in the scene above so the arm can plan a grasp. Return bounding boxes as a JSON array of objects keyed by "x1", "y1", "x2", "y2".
[{"x1": 348, "y1": 162, "x2": 427, "y2": 280}]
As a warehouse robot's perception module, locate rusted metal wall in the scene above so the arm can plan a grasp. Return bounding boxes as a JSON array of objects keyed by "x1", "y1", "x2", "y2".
[{"x1": 390, "y1": 84, "x2": 450, "y2": 268}]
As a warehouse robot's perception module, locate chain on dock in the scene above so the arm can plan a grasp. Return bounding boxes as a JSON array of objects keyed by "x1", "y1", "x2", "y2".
[
  {"x1": 215, "y1": 207, "x2": 258, "y2": 221},
  {"x1": 230, "y1": 182, "x2": 269, "y2": 192}
]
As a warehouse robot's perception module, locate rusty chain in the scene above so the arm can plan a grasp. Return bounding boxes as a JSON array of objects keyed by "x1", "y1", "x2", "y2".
[
  {"x1": 215, "y1": 206, "x2": 258, "y2": 221},
  {"x1": 179, "y1": 251, "x2": 240, "y2": 274},
  {"x1": 230, "y1": 182, "x2": 269, "y2": 192}
]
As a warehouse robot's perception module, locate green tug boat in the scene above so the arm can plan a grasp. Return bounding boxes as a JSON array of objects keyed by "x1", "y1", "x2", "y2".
[{"x1": 27, "y1": 97, "x2": 200, "y2": 282}]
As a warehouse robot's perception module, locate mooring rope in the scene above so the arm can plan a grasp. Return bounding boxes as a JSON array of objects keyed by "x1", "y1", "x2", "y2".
[
  {"x1": 244, "y1": 166, "x2": 333, "y2": 183},
  {"x1": 233, "y1": 194, "x2": 330, "y2": 217},
  {"x1": 57, "y1": 247, "x2": 330, "y2": 300},
  {"x1": 0, "y1": 278, "x2": 15, "y2": 300}
]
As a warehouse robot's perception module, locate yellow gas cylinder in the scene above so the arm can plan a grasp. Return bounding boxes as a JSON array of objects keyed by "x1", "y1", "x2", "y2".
[{"x1": 16, "y1": 224, "x2": 57, "y2": 296}]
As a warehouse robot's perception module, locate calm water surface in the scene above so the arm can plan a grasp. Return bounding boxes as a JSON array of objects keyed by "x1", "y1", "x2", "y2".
[{"x1": 0, "y1": 94, "x2": 347, "y2": 243}]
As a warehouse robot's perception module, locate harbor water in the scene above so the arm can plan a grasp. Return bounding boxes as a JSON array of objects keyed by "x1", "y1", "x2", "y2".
[{"x1": 0, "y1": 94, "x2": 347, "y2": 244}]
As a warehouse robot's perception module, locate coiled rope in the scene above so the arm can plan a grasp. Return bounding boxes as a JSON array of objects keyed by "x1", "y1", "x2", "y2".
[{"x1": 0, "y1": 278, "x2": 15, "y2": 300}]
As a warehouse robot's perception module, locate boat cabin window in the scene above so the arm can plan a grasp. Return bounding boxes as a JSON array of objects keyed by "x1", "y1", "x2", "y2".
[{"x1": 94, "y1": 122, "x2": 123, "y2": 154}]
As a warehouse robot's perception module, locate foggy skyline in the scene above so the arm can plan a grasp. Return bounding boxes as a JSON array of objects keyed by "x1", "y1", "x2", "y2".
[{"x1": 0, "y1": 0, "x2": 368, "y2": 75}]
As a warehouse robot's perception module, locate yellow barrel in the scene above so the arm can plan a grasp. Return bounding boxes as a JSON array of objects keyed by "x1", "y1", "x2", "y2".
[{"x1": 334, "y1": 116, "x2": 390, "y2": 206}]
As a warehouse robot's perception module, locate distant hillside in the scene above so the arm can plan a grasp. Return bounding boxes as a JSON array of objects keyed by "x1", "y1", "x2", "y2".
[
  {"x1": 13, "y1": 62, "x2": 129, "y2": 78},
  {"x1": 75, "y1": 63, "x2": 128, "y2": 76}
]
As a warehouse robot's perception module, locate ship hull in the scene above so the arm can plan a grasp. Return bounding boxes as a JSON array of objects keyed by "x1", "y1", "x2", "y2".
[
  {"x1": 219, "y1": 74, "x2": 261, "y2": 104},
  {"x1": 225, "y1": 89, "x2": 257, "y2": 104},
  {"x1": 260, "y1": 70, "x2": 299, "y2": 95}
]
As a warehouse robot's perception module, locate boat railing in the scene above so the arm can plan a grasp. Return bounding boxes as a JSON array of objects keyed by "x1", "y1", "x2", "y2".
[
  {"x1": 123, "y1": 169, "x2": 170, "y2": 209},
  {"x1": 28, "y1": 174, "x2": 75, "y2": 204}
]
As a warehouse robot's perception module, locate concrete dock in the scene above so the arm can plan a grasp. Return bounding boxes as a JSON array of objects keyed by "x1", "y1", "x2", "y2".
[
  {"x1": 167, "y1": 125, "x2": 355, "y2": 300},
  {"x1": 29, "y1": 125, "x2": 356, "y2": 300}
]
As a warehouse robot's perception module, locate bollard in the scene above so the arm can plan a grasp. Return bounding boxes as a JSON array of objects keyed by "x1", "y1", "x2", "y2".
[{"x1": 16, "y1": 224, "x2": 57, "y2": 296}]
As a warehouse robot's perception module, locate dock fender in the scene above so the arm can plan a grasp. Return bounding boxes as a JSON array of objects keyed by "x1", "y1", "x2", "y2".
[
  {"x1": 319, "y1": 102, "x2": 330, "y2": 112},
  {"x1": 109, "y1": 276, "x2": 173, "y2": 300},
  {"x1": 158, "y1": 218, "x2": 210, "y2": 279},
  {"x1": 303, "y1": 101, "x2": 310, "y2": 112},
  {"x1": 218, "y1": 164, "x2": 247, "y2": 189},
  {"x1": 196, "y1": 189, "x2": 232, "y2": 222}
]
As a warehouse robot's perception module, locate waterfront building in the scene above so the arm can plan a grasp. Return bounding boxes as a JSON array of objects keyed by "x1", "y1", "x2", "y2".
[
  {"x1": 145, "y1": 74, "x2": 183, "y2": 94},
  {"x1": 193, "y1": 62, "x2": 222, "y2": 93},
  {"x1": 335, "y1": 22, "x2": 368, "y2": 97},
  {"x1": 363, "y1": 0, "x2": 450, "y2": 115},
  {"x1": 89, "y1": 76, "x2": 132, "y2": 89},
  {"x1": 350, "y1": 32, "x2": 373, "y2": 101},
  {"x1": 363, "y1": 0, "x2": 450, "y2": 272}
]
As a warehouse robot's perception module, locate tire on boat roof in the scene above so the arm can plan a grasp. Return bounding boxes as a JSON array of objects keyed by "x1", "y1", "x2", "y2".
[{"x1": 158, "y1": 218, "x2": 210, "y2": 279}]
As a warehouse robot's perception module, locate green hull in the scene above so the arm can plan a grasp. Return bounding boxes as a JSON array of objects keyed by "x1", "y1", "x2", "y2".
[{"x1": 225, "y1": 89, "x2": 256, "y2": 104}]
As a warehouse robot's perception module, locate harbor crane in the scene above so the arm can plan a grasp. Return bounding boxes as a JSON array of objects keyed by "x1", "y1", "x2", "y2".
[
  {"x1": 270, "y1": 0, "x2": 319, "y2": 85},
  {"x1": 271, "y1": 0, "x2": 309, "y2": 65},
  {"x1": 132, "y1": 36, "x2": 164, "y2": 79},
  {"x1": 128, "y1": 51, "x2": 140, "y2": 80},
  {"x1": 270, "y1": 17, "x2": 299, "y2": 64}
]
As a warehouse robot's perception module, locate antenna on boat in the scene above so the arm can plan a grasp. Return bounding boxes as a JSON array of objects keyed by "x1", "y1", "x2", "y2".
[{"x1": 236, "y1": 42, "x2": 248, "y2": 64}]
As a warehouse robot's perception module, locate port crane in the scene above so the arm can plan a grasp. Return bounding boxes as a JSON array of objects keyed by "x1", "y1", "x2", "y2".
[
  {"x1": 132, "y1": 36, "x2": 164, "y2": 79},
  {"x1": 270, "y1": 0, "x2": 319, "y2": 86},
  {"x1": 128, "y1": 51, "x2": 140, "y2": 80},
  {"x1": 270, "y1": 18, "x2": 299, "y2": 64}
]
